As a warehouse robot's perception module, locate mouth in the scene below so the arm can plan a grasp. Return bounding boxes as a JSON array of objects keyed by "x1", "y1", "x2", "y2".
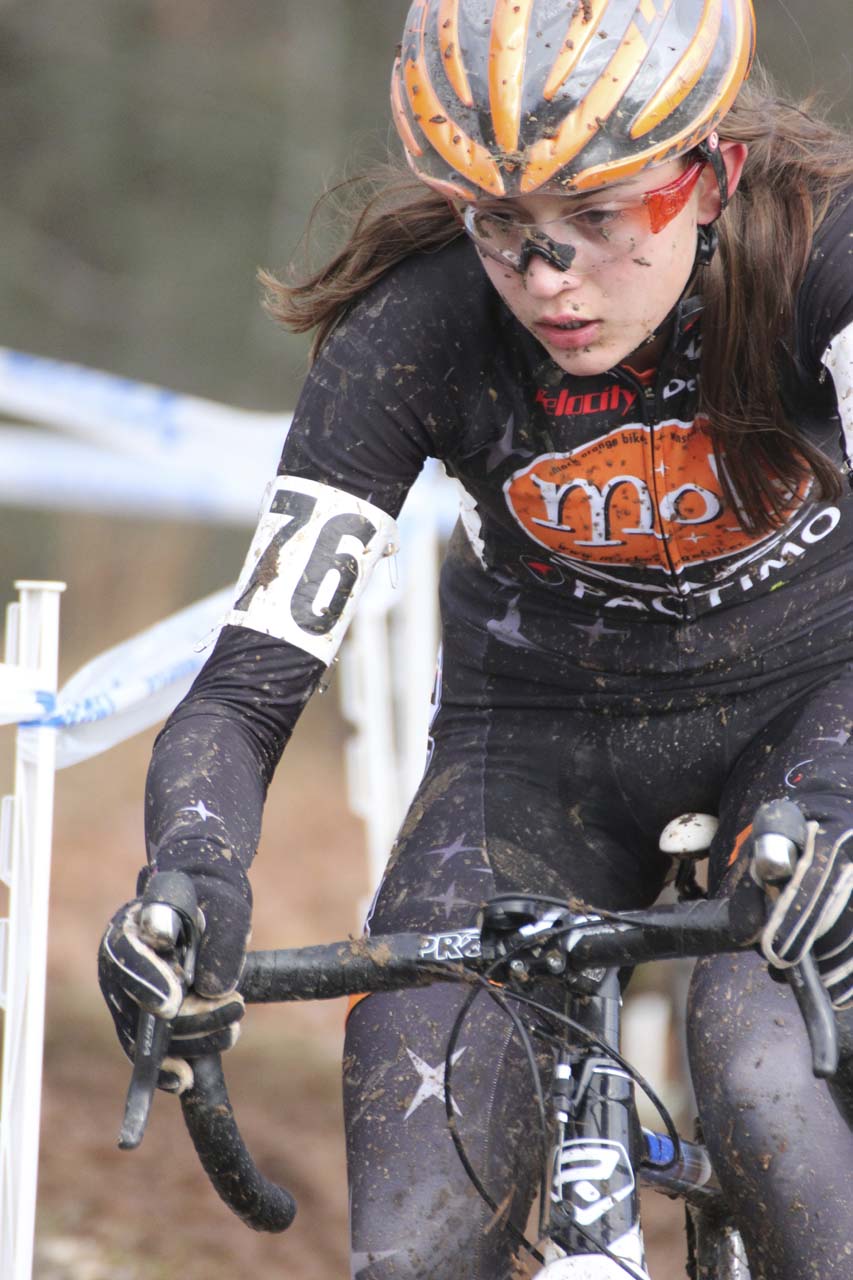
[
  {"x1": 537, "y1": 317, "x2": 593, "y2": 330},
  {"x1": 534, "y1": 315, "x2": 601, "y2": 349}
]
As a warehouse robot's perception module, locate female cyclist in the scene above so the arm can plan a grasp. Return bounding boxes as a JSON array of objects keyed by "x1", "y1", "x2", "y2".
[{"x1": 100, "y1": 2, "x2": 853, "y2": 1276}]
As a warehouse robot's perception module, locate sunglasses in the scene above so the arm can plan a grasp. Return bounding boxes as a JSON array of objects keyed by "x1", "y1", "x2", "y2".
[{"x1": 461, "y1": 161, "x2": 706, "y2": 275}]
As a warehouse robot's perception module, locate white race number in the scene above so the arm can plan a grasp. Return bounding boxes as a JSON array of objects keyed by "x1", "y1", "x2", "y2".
[{"x1": 224, "y1": 476, "x2": 398, "y2": 663}]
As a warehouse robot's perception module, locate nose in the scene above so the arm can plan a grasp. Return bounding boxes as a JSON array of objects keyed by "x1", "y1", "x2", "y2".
[{"x1": 522, "y1": 251, "x2": 582, "y2": 296}]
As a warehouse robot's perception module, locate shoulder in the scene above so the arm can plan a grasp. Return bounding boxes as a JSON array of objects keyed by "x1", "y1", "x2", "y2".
[
  {"x1": 805, "y1": 185, "x2": 853, "y2": 304},
  {"x1": 304, "y1": 235, "x2": 510, "y2": 440},
  {"x1": 796, "y1": 186, "x2": 853, "y2": 369},
  {"x1": 281, "y1": 236, "x2": 508, "y2": 488},
  {"x1": 329, "y1": 235, "x2": 502, "y2": 357},
  {"x1": 810, "y1": 186, "x2": 853, "y2": 260}
]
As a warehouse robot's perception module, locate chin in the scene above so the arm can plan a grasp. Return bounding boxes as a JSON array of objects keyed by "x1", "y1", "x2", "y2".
[{"x1": 549, "y1": 345, "x2": 618, "y2": 378}]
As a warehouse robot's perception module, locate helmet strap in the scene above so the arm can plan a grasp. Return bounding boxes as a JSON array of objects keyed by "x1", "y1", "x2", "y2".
[
  {"x1": 694, "y1": 131, "x2": 727, "y2": 269},
  {"x1": 696, "y1": 223, "x2": 719, "y2": 268},
  {"x1": 696, "y1": 131, "x2": 729, "y2": 213}
]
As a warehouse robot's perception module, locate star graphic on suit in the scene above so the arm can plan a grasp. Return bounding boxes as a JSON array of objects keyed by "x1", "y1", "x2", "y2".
[
  {"x1": 424, "y1": 835, "x2": 481, "y2": 867},
  {"x1": 813, "y1": 729, "x2": 851, "y2": 746},
  {"x1": 179, "y1": 800, "x2": 223, "y2": 823},
  {"x1": 570, "y1": 616, "x2": 622, "y2": 641},
  {"x1": 486, "y1": 596, "x2": 541, "y2": 651},
  {"x1": 486, "y1": 413, "x2": 532, "y2": 471},
  {"x1": 425, "y1": 881, "x2": 475, "y2": 919},
  {"x1": 404, "y1": 1047, "x2": 466, "y2": 1119}
]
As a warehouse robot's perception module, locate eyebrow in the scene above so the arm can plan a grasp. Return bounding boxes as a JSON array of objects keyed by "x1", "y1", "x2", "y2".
[{"x1": 476, "y1": 186, "x2": 639, "y2": 217}]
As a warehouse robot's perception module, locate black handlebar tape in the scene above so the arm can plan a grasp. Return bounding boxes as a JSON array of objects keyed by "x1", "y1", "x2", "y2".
[
  {"x1": 561, "y1": 895, "x2": 766, "y2": 969},
  {"x1": 239, "y1": 933, "x2": 436, "y2": 1003},
  {"x1": 180, "y1": 1053, "x2": 296, "y2": 1233}
]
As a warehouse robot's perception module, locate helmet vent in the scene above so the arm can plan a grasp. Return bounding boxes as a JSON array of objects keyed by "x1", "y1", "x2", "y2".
[
  {"x1": 488, "y1": 0, "x2": 536, "y2": 153},
  {"x1": 438, "y1": 0, "x2": 474, "y2": 106}
]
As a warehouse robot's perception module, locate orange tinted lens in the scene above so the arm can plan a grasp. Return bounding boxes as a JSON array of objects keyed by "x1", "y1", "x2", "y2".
[{"x1": 643, "y1": 162, "x2": 705, "y2": 234}]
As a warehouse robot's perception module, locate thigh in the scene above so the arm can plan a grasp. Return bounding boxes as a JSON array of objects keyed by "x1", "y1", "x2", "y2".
[
  {"x1": 689, "y1": 949, "x2": 853, "y2": 1280},
  {"x1": 690, "y1": 666, "x2": 853, "y2": 1279},
  {"x1": 346, "y1": 702, "x2": 671, "y2": 1280},
  {"x1": 367, "y1": 700, "x2": 673, "y2": 936},
  {"x1": 345, "y1": 982, "x2": 546, "y2": 1280}
]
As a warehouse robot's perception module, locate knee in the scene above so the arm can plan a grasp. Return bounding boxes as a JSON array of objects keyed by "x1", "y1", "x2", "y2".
[
  {"x1": 350, "y1": 1188, "x2": 492, "y2": 1280},
  {"x1": 688, "y1": 951, "x2": 812, "y2": 1125},
  {"x1": 349, "y1": 1154, "x2": 532, "y2": 1280}
]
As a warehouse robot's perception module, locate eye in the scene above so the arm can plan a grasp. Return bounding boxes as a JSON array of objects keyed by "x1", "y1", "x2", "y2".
[
  {"x1": 571, "y1": 207, "x2": 623, "y2": 230},
  {"x1": 479, "y1": 209, "x2": 521, "y2": 229},
  {"x1": 469, "y1": 209, "x2": 526, "y2": 245}
]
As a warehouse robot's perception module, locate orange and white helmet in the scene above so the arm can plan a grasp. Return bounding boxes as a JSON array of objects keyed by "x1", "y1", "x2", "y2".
[{"x1": 391, "y1": 0, "x2": 756, "y2": 200}]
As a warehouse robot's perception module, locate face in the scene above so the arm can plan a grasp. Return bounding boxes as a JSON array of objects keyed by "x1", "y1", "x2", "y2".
[{"x1": 468, "y1": 156, "x2": 732, "y2": 378}]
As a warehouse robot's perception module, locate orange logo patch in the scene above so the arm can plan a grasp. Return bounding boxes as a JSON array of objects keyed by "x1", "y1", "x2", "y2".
[{"x1": 503, "y1": 420, "x2": 807, "y2": 572}]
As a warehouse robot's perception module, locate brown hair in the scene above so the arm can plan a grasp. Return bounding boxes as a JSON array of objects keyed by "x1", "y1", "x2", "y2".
[
  {"x1": 704, "y1": 67, "x2": 853, "y2": 529},
  {"x1": 262, "y1": 67, "x2": 853, "y2": 532},
  {"x1": 259, "y1": 169, "x2": 461, "y2": 357}
]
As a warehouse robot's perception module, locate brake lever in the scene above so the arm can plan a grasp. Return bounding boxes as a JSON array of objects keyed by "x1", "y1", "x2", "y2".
[
  {"x1": 751, "y1": 799, "x2": 839, "y2": 1080},
  {"x1": 118, "y1": 871, "x2": 201, "y2": 1150},
  {"x1": 785, "y1": 952, "x2": 839, "y2": 1078}
]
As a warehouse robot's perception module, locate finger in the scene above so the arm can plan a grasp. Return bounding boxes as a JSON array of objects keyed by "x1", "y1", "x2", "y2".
[
  {"x1": 102, "y1": 908, "x2": 184, "y2": 1018},
  {"x1": 169, "y1": 1022, "x2": 242, "y2": 1058},
  {"x1": 761, "y1": 823, "x2": 822, "y2": 965},
  {"x1": 815, "y1": 903, "x2": 853, "y2": 1009},
  {"x1": 158, "y1": 1056, "x2": 194, "y2": 1095},
  {"x1": 173, "y1": 991, "x2": 245, "y2": 1035},
  {"x1": 814, "y1": 859, "x2": 853, "y2": 940}
]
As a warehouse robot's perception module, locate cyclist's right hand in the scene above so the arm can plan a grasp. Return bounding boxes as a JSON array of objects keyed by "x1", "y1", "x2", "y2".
[{"x1": 98, "y1": 867, "x2": 251, "y2": 1092}]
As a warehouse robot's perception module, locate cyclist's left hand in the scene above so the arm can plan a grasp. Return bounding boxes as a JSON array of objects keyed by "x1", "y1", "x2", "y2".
[
  {"x1": 98, "y1": 895, "x2": 246, "y2": 1092},
  {"x1": 761, "y1": 820, "x2": 853, "y2": 1009}
]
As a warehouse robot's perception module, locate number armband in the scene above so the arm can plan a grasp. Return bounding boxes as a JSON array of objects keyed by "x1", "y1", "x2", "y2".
[{"x1": 223, "y1": 476, "x2": 399, "y2": 664}]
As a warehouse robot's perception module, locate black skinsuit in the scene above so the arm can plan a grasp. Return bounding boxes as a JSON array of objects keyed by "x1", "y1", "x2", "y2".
[{"x1": 146, "y1": 199, "x2": 853, "y2": 1278}]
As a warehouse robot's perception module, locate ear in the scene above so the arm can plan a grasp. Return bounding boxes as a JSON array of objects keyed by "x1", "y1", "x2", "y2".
[{"x1": 697, "y1": 141, "x2": 748, "y2": 225}]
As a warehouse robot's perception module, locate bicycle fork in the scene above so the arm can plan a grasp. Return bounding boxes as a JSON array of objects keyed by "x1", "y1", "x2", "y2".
[{"x1": 534, "y1": 969, "x2": 649, "y2": 1280}]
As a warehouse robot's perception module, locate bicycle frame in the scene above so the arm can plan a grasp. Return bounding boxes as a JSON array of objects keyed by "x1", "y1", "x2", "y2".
[
  {"x1": 153, "y1": 879, "x2": 839, "y2": 1275},
  {"x1": 537, "y1": 968, "x2": 653, "y2": 1278},
  {"x1": 528, "y1": 965, "x2": 746, "y2": 1280}
]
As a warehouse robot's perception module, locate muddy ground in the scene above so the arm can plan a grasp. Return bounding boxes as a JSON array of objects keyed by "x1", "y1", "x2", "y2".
[{"x1": 15, "y1": 694, "x2": 689, "y2": 1279}]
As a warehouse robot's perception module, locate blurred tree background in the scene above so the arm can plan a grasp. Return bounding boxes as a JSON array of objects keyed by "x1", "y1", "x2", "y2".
[{"x1": 0, "y1": 3, "x2": 851, "y2": 1277}]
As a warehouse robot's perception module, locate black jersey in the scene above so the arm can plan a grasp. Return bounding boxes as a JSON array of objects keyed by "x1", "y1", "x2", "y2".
[{"x1": 146, "y1": 196, "x2": 853, "y2": 870}]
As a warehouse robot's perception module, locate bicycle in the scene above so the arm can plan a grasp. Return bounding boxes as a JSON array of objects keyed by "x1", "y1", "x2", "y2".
[{"x1": 117, "y1": 800, "x2": 850, "y2": 1279}]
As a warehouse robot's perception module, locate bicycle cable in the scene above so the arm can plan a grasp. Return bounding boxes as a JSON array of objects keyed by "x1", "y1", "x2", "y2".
[
  {"x1": 498, "y1": 960, "x2": 684, "y2": 1171},
  {"x1": 491, "y1": 988, "x2": 671, "y2": 1280},
  {"x1": 442, "y1": 974, "x2": 550, "y2": 1267},
  {"x1": 441, "y1": 971, "x2": 669, "y2": 1278},
  {"x1": 487, "y1": 903, "x2": 686, "y2": 1169},
  {"x1": 429, "y1": 898, "x2": 686, "y2": 1270}
]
